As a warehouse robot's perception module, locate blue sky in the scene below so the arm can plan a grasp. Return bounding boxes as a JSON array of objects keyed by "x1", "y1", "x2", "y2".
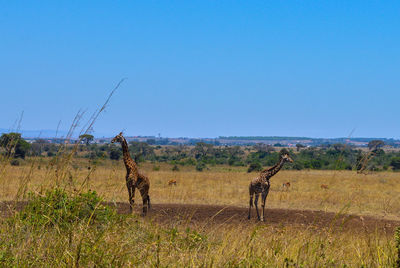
[{"x1": 1, "y1": 1, "x2": 399, "y2": 138}]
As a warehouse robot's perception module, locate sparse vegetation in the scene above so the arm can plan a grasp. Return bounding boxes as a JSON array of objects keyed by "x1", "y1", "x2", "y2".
[{"x1": 0, "y1": 132, "x2": 400, "y2": 266}]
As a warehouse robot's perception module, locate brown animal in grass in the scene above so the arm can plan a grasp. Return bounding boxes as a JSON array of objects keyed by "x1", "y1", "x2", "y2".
[
  {"x1": 168, "y1": 179, "x2": 177, "y2": 186},
  {"x1": 282, "y1": 182, "x2": 291, "y2": 189},
  {"x1": 321, "y1": 184, "x2": 329, "y2": 189},
  {"x1": 248, "y1": 152, "x2": 294, "y2": 221},
  {"x1": 111, "y1": 132, "x2": 150, "y2": 215}
]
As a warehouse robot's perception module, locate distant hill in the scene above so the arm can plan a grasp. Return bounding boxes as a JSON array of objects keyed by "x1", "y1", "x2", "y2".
[{"x1": 1, "y1": 129, "x2": 399, "y2": 147}]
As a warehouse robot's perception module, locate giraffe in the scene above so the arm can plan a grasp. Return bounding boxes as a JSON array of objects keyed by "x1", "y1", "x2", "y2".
[
  {"x1": 111, "y1": 132, "x2": 150, "y2": 215},
  {"x1": 248, "y1": 152, "x2": 293, "y2": 221}
]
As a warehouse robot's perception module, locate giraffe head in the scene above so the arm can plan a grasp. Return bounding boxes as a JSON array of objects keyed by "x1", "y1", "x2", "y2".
[
  {"x1": 111, "y1": 132, "x2": 124, "y2": 144},
  {"x1": 280, "y1": 152, "x2": 294, "y2": 163}
]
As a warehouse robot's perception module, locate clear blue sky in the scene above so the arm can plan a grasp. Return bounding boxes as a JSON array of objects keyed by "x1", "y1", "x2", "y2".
[{"x1": 1, "y1": 1, "x2": 399, "y2": 138}]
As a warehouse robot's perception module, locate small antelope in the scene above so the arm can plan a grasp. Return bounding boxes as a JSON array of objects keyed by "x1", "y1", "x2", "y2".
[
  {"x1": 168, "y1": 179, "x2": 177, "y2": 186},
  {"x1": 282, "y1": 182, "x2": 291, "y2": 188},
  {"x1": 321, "y1": 184, "x2": 329, "y2": 189}
]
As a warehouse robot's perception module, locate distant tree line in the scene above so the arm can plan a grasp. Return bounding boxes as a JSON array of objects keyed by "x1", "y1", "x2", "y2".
[{"x1": 2, "y1": 133, "x2": 400, "y2": 172}]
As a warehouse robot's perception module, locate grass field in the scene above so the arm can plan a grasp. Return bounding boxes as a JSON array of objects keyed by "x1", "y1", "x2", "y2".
[
  {"x1": 2, "y1": 159, "x2": 400, "y2": 220},
  {"x1": 0, "y1": 158, "x2": 400, "y2": 266}
]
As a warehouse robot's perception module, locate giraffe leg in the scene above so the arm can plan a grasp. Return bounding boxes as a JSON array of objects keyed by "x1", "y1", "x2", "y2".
[
  {"x1": 126, "y1": 181, "x2": 135, "y2": 213},
  {"x1": 254, "y1": 194, "x2": 260, "y2": 221},
  {"x1": 139, "y1": 186, "x2": 149, "y2": 216},
  {"x1": 260, "y1": 192, "x2": 266, "y2": 222},
  {"x1": 142, "y1": 196, "x2": 147, "y2": 216},
  {"x1": 248, "y1": 193, "x2": 253, "y2": 220},
  {"x1": 261, "y1": 187, "x2": 270, "y2": 222},
  {"x1": 131, "y1": 186, "x2": 136, "y2": 209}
]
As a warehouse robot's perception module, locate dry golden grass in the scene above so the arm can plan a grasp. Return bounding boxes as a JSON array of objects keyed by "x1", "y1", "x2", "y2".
[
  {"x1": 1, "y1": 210, "x2": 396, "y2": 267},
  {"x1": 0, "y1": 158, "x2": 399, "y2": 266},
  {"x1": 2, "y1": 159, "x2": 400, "y2": 220}
]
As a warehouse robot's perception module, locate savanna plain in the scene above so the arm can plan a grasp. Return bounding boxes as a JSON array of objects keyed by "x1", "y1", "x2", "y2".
[{"x1": 1, "y1": 153, "x2": 400, "y2": 267}]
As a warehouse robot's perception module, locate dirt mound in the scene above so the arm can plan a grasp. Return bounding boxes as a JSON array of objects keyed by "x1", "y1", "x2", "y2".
[{"x1": 1, "y1": 201, "x2": 398, "y2": 234}]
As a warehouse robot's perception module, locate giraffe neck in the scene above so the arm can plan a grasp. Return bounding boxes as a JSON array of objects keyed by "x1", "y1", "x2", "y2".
[
  {"x1": 120, "y1": 137, "x2": 138, "y2": 173},
  {"x1": 261, "y1": 157, "x2": 285, "y2": 179}
]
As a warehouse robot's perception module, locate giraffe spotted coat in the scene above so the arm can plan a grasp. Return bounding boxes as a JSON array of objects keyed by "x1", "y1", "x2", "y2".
[
  {"x1": 248, "y1": 153, "x2": 293, "y2": 221},
  {"x1": 111, "y1": 132, "x2": 150, "y2": 215}
]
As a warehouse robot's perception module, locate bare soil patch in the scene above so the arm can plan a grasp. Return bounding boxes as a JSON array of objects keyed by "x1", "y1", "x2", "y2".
[{"x1": 1, "y1": 201, "x2": 398, "y2": 234}]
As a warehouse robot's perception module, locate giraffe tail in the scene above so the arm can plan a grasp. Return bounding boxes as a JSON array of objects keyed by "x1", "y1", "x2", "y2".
[{"x1": 147, "y1": 195, "x2": 151, "y2": 209}]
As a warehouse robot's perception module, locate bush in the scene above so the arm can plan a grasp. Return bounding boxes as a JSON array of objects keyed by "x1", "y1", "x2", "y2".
[
  {"x1": 390, "y1": 157, "x2": 400, "y2": 171},
  {"x1": 185, "y1": 158, "x2": 196, "y2": 166},
  {"x1": 292, "y1": 162, "x2": 304, "y2": 170},
  {"x1": 196, "y1": 162, "x2": 206, "y2": 172},
  {"x1": 109, "y1": 148, "x2": 122, "y2": 160},
  {"x1": 19, "y1": 188, "x2": 115, "y2": 229},
  {"x1": 172, "y1": 165, "x2": 180, "y2": 171},
  {"x1": 247, "y1": 162, "x2": 262, "y2": 173},
  {"x1": 10, "y1": 159, "x2": 20, "y2": 166}
]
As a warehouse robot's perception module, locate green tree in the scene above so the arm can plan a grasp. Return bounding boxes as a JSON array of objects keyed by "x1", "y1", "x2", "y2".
[
  {"x1": 296, "y1": 143, "x2": 305, "y2": 152},
  {"x1": 30, "y1": 139, "x2": 47, "y2": 156},
  {"x1": 196, "y1": 161, "x2": 206, "y2": 172},
  {"x1": 390, "y1": 157, "x2": 400, "y2": 171},
  {"x1": 247, "y1": 162, "x2": 262, "y2": 173},
  {"x1": 79, "y1": 134, "x2": 94, "y2": 146},
  {"x1": 368, "y1": 140, "x2": 384, "y2": 151},
  {"x1": 109, "y1": 148, "x2": 122, "y2": 160},
  {"x1": 192, "y1": 142, "x2": 214, "y2": 160},
  {"x1": 124, "y1": 142, "x2": 155, "y2": 162},
  {"x1": 0, "y1": 132, "x2": 30, "y2": 159}
]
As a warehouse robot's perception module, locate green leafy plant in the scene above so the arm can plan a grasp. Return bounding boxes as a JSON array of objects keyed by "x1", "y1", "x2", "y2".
[
  {"x1": 247, "y1": 162, "x2": 262, "y2": 173},
  {"x1": 19, "y1": 188, "x2": 115, "y2": 229}
]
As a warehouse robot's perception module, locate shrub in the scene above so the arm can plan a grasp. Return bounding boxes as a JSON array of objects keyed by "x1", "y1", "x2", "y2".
[
  {"x1": 172, "y1": 165, "x2": 180, "y2": 171},
  {"x1": 10, "y1": 159, "x2": 20, "y2": 166},
  {"x1": 19, "y1": 188, "x2": 115, "y2": 229},
  {"x1": 390, "y1": 157, "x2": 400, "y2": 171},
  {"x1": 196, "y1": 162, "x2": 206, "y2": 172},
  {"x1": 109, "y1": 148, "x2": 122, "y2": 160},
  {"x1": 247, "y1": 162, "x2": 262, "y2": 173},
  {"x1": 292, "y1": 162, "x2": 304, "y2": 170},
  {"x1": 184, "y1": 158, "x2": 196, "y2": 166}
]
